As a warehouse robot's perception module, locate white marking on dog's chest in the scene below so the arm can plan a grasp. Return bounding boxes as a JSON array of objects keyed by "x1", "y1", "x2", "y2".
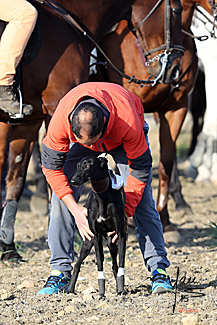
[{"x1": 97, "y1": 215, "x2": 106, "y2": 223}]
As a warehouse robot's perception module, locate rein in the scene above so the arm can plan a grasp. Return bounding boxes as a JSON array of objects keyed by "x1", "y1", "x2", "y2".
[
  {"x1": 34, "y1": 0, "x2": 183, "y2": 87},
  {"x1": 195, "y1": 5, "x2": 217, "y2": 38},
  {"x1": 181, "y1": 5, "x2": 217, "y2": 41}
]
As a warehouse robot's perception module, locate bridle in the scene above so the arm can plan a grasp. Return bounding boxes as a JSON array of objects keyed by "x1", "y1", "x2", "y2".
[
  {"x1": 195, "y1": 3, "x2": 217, "y2": 39},
  {"x1": 34, "y1": 0, "x2": 184, "y2": 87},
  {"x1": 210, "y1": 0, "x2": 217, "y2": 19},
  {"x1": 183, "y1": 3, "x2": 217, "y2": 41},
  {"x1": 131, "y1": 0, "x2": 184, "y2": 56},
  {"x1": 128, "y1": 0, "x2": 185, "y2": 86}
]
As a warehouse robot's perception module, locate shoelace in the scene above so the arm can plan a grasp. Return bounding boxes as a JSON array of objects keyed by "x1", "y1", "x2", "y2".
[
  {"x1": 152, "y1": 273, "x2": 168, "y2": 283},
  {"x1": 44, "y1": 275, "x2": 63, "y2": 288}
]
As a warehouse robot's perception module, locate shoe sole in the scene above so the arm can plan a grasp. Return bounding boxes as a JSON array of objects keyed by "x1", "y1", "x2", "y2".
[{"x1": 152, "y1": 287, "x2": 174, "y2": 294}]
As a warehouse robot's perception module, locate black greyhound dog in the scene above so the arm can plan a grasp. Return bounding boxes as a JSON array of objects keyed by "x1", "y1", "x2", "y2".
[{"x1": 68, "y1": 156, "x2": 127, "y2": 297}]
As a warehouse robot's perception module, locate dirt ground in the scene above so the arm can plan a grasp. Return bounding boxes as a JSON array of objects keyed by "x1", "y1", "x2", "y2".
[{"x1": 0, "y1": 114, "x2": 217, "y2": 325}]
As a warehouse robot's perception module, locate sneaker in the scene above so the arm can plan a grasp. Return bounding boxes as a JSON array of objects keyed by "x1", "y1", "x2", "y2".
[
  {"x1": 151, "y1": 268, "x2": 173, "y2": 294},
  {"x1": 0, "y1": 84, "x2": 33, "y2": 117},
  {"x1": 37, "y1": 270, "x2": 70, "y2": 295}
]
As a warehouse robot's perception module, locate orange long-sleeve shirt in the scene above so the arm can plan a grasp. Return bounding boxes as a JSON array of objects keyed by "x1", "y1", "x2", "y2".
[{"x1": 42, "y1": 82, "x2": 152, "y2": 217}]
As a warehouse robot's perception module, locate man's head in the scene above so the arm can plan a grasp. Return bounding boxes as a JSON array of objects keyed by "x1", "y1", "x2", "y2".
[{"x1": 71, "y1": 102, "x2": 105, "y2": 146}]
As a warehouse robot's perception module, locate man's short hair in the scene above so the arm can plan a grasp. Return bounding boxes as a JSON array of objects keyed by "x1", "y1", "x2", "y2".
[{"x1": 71, "y1": 102, "x2": 104, "y2": 139}]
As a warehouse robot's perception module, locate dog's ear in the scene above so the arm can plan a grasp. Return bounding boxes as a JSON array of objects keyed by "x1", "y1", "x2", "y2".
[
  {"x1": 83, "y1": 158, "x2": 94, "y2": 170},
  {"x1": 99, "y1": 157, "x2": 108, "y2": 168}
]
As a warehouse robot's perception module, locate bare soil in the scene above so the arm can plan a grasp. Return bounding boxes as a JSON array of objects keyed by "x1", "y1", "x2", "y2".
[{"x1": 0, "y1": 114, "x2": 217, "y2": 325}]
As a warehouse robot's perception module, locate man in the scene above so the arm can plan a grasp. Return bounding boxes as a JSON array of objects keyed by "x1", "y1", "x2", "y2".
[
  {"x1": 0, "y1": 0, "x2": 37, "y2": 116},
  {"x1": 37, "y1": 82, "x2": 173, "y2": 295}
]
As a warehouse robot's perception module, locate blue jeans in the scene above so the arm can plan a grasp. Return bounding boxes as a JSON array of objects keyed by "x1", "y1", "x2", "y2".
[{"x1": 48, "y1": 134, "x2": 170, "y2": 278}]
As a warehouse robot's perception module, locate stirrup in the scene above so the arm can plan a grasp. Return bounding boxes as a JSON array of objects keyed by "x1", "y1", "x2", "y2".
[{"x1": 9, "y1": 86, "x2": 25, "y2": 119}]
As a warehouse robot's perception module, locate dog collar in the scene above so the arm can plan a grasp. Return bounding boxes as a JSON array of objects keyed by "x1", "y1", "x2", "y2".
[{"x1": 91, "y1": 176, "x2": 110, "y2": 193}]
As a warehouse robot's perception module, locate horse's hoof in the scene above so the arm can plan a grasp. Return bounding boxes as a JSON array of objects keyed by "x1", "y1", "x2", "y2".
[
  {"x1": 0, "y1": 241, "x2": 22, "y2": 264},
  {"x1": 30, "y1": 194, "x2": 48, "y2": 216},
  {"x1": 176, "y1": 202, "x2": 192, "y2": 214},
  {"x1": 163, "y1": 225, "x2": 182, "y2": 244}
]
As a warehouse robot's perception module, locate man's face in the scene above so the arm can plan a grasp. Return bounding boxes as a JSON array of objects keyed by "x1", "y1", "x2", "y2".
[{"x1": 74, "y1": 130, "x2": 102, "y2": 147}]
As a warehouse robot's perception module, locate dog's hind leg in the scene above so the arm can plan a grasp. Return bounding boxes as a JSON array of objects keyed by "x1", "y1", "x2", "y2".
[
  {"x1": 68, "y1": 239, "x2": 94, "y2": 293},
  {"x1": 116, "y1": 233, "x2": 126, "y2": 294},
  {"x1": 94, "y1": 235, "x2": 106, "y2": 297}
]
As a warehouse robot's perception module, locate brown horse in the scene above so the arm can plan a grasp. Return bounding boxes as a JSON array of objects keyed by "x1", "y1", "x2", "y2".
[
  {"x1": 91, "y1": 0, "x2": 213, "y2": 242},
  {"x1": 0, "y1": 0, "x2": 183, "y2": 261}
]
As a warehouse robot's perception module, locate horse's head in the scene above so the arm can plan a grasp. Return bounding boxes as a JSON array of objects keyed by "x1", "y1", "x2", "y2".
[{"x1": 130, "y1": 0, "x2": 184, "y2": 85}]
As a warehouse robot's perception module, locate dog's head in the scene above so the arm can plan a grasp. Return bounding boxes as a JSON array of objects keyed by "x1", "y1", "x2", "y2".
[{"x1": 71, "y1": 156, "x2": 108, "y2": 186}]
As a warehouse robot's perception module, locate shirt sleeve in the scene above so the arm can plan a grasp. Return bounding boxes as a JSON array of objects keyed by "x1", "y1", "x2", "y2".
[
  {"x1": 124, "y1": 148, "x2": 152, "y2": 217},
  {"x1": 41, "y1": 100, "x2": 73, "y2": 199},
  {"x1": 121, "y1": 108, "x2": 152, "y2": 216}
]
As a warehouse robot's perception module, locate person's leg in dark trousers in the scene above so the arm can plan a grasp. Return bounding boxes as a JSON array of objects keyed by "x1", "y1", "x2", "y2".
[{"x1": 109, "y1": 143, "x2": 170, "y2": 272}]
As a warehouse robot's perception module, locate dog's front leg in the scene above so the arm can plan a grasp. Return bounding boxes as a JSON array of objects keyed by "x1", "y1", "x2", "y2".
[
  {"x1": 94, "y1": 234, "x2": 105, "y2": 297},
  {"x1": 68, "y1": 239, "x2": 94, "y2": 293}
]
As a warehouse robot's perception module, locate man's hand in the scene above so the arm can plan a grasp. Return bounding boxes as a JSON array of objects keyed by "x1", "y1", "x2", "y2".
[
  {"x1": 107, "y1": 231, "x2": 118, "y2": 244},
  {"x1": 62, "y1": 193, "x2": 94, "y2": 241}
]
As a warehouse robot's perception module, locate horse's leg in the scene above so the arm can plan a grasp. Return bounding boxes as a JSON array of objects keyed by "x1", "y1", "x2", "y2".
[
  {"x1": 188, "y1": 67, "x2": 206, "y2": 156},
  {"x1": 29, "y1": 136, "x2": 48, "y2": 216},
  {"x1": 169, "y1": 153, "x2": 192, "y2": 212},
  {"x1": 0, "y1": 120, "x2": 42, "y2": 262},
  {"x1": 157, "y1": 108, "x2": 187, "y2": 238},
  {"x1": 0, "y1": 122, "x2": 10, "y2": 203}
]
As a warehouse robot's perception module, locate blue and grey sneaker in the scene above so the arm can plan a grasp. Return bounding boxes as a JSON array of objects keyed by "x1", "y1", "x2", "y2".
[
  {"x1": 37, "y1": 270, "x2": 70, "y2": 295},
  {"x1": 151, "y1": 268, "x2": 173, "y2": 294}
]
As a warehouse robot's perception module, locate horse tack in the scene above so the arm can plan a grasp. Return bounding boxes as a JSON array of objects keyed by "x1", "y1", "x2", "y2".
[
  {"x1": 129, "y1": 0, "x2": 185, "y2": 85},
  {"x1": 90, "y1": 0, "x2": 184, "y2": 87},
  {"x1": 131, "y1": 0, "x2": 184, "y2": 55},
  {"x1": 32, "y1": 0, "x2": 184, "y2": 88},
  {"x1": 34, "y1": 0, "x2": 182, "y2": 87}
]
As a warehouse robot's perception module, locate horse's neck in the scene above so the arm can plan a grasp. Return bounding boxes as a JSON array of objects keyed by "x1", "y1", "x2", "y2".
[
  {"x1": 182, "y1": 0, "x2": 212, "y2": 31},
  {"x1": 196, "y1": 0, "x2": 212, "y2": 14},
  {"x1": 54, "y1": 0, "x2": 134, "y2": 41},
  {"x1": 182, "y1": 1, "x2": 196, "y2": 30}
]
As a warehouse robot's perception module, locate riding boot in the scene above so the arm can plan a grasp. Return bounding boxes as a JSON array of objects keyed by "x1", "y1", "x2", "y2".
[{"x1": 0, "y1": 84, "x2": 33, "y2": 116}]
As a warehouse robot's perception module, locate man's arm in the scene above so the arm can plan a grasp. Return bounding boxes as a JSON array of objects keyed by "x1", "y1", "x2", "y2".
[{"x1": 62, "y1": 193, "x2": 94, "y2": 241}]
